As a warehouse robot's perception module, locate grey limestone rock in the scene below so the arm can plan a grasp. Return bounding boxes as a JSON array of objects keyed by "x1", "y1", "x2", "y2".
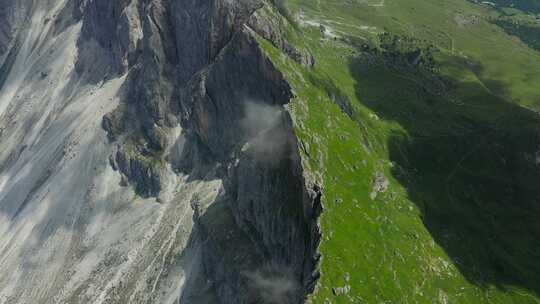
[{"x1": 0, "y1": 0, "x2": 322, "y2": 303}]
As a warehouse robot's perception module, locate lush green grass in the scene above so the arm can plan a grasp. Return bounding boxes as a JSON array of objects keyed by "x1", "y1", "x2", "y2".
[
  {"x1": 258, "y1": 0, "x2": 540, "y2": 303},
  {"x1": 289, "y1": 0, "x2": 540, "y2": 107}
]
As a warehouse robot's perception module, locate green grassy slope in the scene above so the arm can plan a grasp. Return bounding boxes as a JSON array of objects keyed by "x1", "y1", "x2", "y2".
[
  {"x1": 473, "y1": 0, "x2": 540, "y2": 14},
  {"x1": 259, "y1": 0, "x2": 540, "y2": 303}
]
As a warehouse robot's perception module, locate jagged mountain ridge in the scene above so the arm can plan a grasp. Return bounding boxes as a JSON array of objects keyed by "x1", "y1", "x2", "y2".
[{"x1": 0, "y1": 1, "x2": 320, "y2": 303}]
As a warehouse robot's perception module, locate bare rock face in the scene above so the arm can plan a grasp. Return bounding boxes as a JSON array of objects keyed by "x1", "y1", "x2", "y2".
[
  {"x1": 0, "y1": 0, "x2": 320, "y2": 303},
  {"x1": 76, "y1": 0, "x2": 141, "y2": 81},
  {"x1": 0, "y1": 0, "x2": 33, "y2": 88},
  {"x1": 178, "y1": 27, "x2": 293, "y2": 162},
  {"x1": 0, "y1": 0, "x2": 29, "y2": 55},
  {"x1": 175, "y1": 27, "x2": 320, "y2": 303},
  {"x1": 171, "y1": 0, "x2": 264, "y2": 83}
]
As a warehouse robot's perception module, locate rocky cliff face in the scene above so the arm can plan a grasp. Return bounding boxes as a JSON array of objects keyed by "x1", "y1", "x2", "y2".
[{"x1": 0, "y1": 0, "x2": 320, "y2": 303}]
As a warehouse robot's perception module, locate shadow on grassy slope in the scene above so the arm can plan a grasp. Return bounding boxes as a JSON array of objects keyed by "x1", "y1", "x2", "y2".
[{"x1": 348, "y1": 53, "x2": 540, "y2": 295}]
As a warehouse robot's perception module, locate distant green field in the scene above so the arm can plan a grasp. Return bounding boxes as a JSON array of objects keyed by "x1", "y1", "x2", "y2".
[
  {"x1": 470, "y1": 0, "x2": 540, "y2": 14},
  {"x1": 260, "y1": 0, "x2": 540, "y2": 303}
]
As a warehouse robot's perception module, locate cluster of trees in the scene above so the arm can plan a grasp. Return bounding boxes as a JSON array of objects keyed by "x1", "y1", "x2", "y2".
[{"x1": 377, "y1": 32, "x2": 438, "y2": 72}]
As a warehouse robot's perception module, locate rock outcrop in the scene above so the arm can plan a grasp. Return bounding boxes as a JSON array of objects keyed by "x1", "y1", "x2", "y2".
[{"x1": 0, "y1": 0, "x2": 320, "y2": 303}]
